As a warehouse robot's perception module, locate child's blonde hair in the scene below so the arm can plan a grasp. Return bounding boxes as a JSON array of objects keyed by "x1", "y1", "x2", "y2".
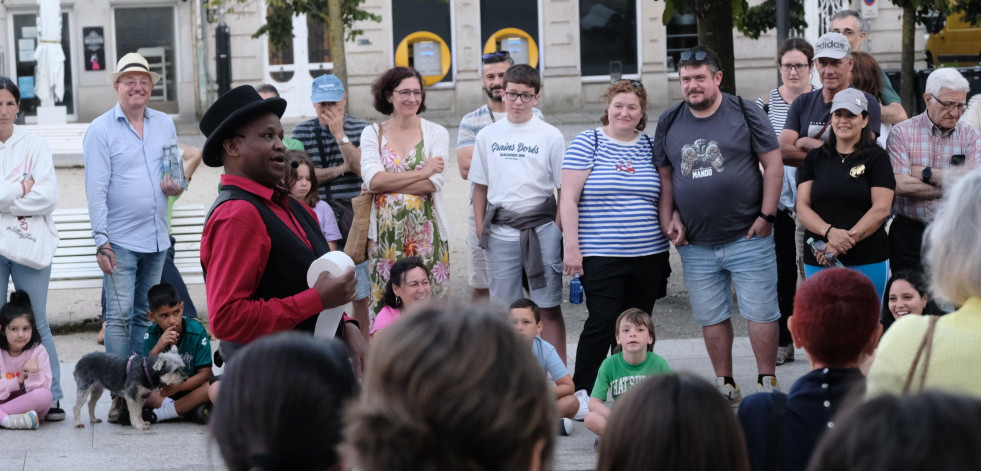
[{"x1": 615, "y1": 308, "x2": 655, "y2": 352}]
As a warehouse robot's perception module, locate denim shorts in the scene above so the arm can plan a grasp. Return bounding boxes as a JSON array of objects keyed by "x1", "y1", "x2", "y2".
[
  {"x1": 484, "y1": 222, "x2": 563, "y2": 308},
  {"x1": 676, "y1": 235, "x2": 780, "y2": 326}
]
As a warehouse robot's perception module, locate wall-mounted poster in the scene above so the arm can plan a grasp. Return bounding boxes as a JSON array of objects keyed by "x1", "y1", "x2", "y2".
[{"x1": 83, "y1": 27, "x2": 105, "y2": 71}]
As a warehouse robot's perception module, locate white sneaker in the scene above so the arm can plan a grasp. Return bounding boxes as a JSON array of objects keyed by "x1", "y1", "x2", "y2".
[
  {"x1": 573, "y1": 389, "x2": 589, "y2": 421},
  {"x1": 558, "y1": 418, "x2": 573, "y2": 436},
  {"x1": 757, "y1": 375, "x2": 781, "y2": 393},
  {"x1": 776, "y1": 345, "x2": 795, "y2": 365},
  {"x1": 5, "y1": 410, "x2": 39, "y2": 430},
  {"x1": 716, "y1": 377, "x2": 742, "y2": 404}
]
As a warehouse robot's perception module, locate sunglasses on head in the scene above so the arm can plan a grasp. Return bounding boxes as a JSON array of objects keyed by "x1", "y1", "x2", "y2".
[
  {"x1": 619, "y1": 79, "x2": 644, "y2": 89},
  {"x1": 481, "y1": 51, "x2": 511, "y2": 63},
  {"x1": 680, "y1": 49, "x2": 708, "y2": 62}
]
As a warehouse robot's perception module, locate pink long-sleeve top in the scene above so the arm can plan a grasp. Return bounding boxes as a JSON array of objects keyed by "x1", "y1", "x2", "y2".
[{"x1": 0, "y1": 344, "x2": 52, "y2": 401}]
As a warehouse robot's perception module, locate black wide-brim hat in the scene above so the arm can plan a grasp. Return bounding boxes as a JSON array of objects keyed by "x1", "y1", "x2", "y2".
[{"x1": 200, "y1": 85, "x2": 287, "y2": 167}]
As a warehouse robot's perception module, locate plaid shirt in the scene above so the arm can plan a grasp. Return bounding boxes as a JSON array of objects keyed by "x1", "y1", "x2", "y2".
[{"x1": 887, "y1": 112, "x2": 981, "y2": 222}]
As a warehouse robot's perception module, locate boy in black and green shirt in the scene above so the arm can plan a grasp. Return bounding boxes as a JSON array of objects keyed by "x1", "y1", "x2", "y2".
[{"x1": 142, "y1": 283, "x2": 213, "y2": 424}]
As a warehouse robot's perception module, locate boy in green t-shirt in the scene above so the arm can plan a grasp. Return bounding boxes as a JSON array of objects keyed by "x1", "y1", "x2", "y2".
[
  {"x1": 585, "y1": 308, "x2": 670, "y2": 436},
  {"x1": 140, "y1": 283, "x2": 214, "y2": 424}
]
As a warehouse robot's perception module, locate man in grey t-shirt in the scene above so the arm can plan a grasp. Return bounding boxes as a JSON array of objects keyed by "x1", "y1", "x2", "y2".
[{"x1": 653, "y1": 47, "x2": 783, "y2": 404}]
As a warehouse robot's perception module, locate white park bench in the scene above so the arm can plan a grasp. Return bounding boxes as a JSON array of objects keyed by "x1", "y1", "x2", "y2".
[
  {"x1": 21, "y1": 123, "x2": 89, "y2": 165},
  {"x1": 48, "y1": 205, "x2": 206, "y2": 290}
]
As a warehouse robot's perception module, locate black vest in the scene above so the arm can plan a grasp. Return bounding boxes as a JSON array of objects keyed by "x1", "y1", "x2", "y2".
[{"x1": 205, "y1": 184, "x2": 331, "y2": 360}]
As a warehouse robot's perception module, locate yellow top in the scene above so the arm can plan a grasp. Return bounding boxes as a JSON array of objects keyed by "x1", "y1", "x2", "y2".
[{"x1": 867, "y1": 297, "x2": 981, "y2": 398}]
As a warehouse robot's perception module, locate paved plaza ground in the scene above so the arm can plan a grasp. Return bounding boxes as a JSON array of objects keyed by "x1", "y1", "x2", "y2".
[{"x1": 0, "y1": 120, "x2": 813, "y2": 470}]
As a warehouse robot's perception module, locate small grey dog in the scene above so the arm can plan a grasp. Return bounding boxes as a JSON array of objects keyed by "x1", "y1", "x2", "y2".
[{"x1": 73, "y1": 347, "x2": 187, "y2": 430}]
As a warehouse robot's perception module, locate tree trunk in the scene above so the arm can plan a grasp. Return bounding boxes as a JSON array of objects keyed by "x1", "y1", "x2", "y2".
[
  {"x1": 328, "y1": 0, "x2": 347, "y2": 85},
  {"x1": 901, "y1": 2, "x2": 916, "y2": 116},
  {"x1": 695, "y1": 0, "x2": 736, "y2": 95}
]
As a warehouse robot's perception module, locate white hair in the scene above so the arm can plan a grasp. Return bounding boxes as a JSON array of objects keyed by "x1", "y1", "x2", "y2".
[
  {"x1": 924, "y1": 167, "x2": 981, "y2": 305},
  {"x1": 925, "y1": 68, "x2": 970, "y2": 96}
]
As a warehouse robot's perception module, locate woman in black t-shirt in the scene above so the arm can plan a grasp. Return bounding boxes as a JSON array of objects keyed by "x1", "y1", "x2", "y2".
[{"x1": 797, "y1": 88, "x2": 895, "y2": 299}]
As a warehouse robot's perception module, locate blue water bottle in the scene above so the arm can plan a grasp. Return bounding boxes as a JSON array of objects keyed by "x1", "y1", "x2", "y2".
[{"x1": 569, "y1": 275, "x2": 583, "y2": 304}]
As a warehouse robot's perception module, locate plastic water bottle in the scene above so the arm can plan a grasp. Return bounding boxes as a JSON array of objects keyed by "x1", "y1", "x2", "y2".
[
  {"x1": 806, "y1": 237, "x2": 845, "y2": 268},
  {"x1": 162, "y1": 147, "x2": 171, "y2": 181},
  {"x1": 569, "y1": 275, "x2": 583, "y2": 304}
]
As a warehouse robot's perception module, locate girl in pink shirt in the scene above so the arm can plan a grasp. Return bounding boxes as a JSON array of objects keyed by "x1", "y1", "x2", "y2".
[
  {"x1": 370, "y1": 257, "x2": 432, "y2": 339},
  {"x1": 0, "y1": 290, "x2": 52, "y2": 429}
]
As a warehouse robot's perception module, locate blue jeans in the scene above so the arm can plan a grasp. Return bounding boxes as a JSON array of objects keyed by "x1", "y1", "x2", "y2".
[
  {"x1": 103, "y1": 244, "x2": 166, "y2": 357},
  {"x1": 677, "y1": 235, "x2": 780, "y2": 326},
  {"x1": 0, "y1": 256, "x2": 61, "y2": 401}
]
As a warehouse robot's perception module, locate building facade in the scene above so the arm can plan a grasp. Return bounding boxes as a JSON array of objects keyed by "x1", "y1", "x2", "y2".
[{"x1": 0, "y1": 0, "x2": 924, "y2": 123}]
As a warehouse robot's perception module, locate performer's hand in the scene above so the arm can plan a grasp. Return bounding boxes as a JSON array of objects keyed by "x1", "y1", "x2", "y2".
[{"x1": 315, "y1": 267, "x2": 356, "y2": 309}]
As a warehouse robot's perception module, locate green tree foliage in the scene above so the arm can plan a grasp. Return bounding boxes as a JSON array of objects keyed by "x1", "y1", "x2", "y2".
[{"x1": 251, "y1": 0, "x2": 380, "y2": 50}]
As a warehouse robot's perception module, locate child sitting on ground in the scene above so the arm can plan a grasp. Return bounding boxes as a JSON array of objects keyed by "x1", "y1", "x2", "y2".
[
  {"x1": 509, "y1": 298, "x2": 579, "y2": 436},
  {"x1": 0, "y1": 290, "x2": 52, "y2": 430},
  {"x1": 586, "y1": 308, "x2": 670, "y2": 436},
  {"x1": 140, "y1": 283, "x2": 214, "y2": 424}
]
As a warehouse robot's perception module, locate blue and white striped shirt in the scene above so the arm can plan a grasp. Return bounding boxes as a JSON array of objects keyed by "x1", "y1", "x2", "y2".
[{"x1": 562, "y1": 128, "x2": 668, "y2": 257}]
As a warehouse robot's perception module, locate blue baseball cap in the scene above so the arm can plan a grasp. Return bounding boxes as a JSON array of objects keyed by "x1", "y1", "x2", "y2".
[{"x1": 311, "y1": 74, "x2": 345, "y2": 103}]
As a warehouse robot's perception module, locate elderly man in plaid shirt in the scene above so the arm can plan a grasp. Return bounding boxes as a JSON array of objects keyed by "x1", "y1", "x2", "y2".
[{"x1": 887, "y1": 68, "x2": 981, "y2": 275}]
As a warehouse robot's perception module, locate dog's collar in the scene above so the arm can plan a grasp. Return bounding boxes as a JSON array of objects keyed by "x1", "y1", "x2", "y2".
[{"x1": 127, "y1": 355, "x2": 154, "y2": 384}]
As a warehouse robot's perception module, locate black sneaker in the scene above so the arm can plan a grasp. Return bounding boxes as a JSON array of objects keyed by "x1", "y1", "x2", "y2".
[
  {"x1": 186, "y1": 403, "x2": 212, "y2": 425},
  {"x1": 117, "y1": 407, "x2": 158, "y2": 426},
  {"x1": 45, "y1": 401, "x2": 66, "y2": 422}
]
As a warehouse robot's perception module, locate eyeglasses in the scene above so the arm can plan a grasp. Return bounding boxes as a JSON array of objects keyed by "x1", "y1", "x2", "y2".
[
  {"x1": 504, "y1": 91, "x2": 536, "y2": 102},
  {"x1": 780, "y1": 63, "x2": 810, "y2": 72},
  {"x1": 680, "y1": 50, "x2": 708, "y2": 62},
  {"x1": 118, "y1": 79, "x2": 153, "y2": 89},
  {"x1": 831, "y1": 28, "x2": 861, "y2": 37},
  {"x1": 619, "y1": 79, "x2": 644, "y2": 89},
  {"x1": 393, "y1": 89, "x2": 423, "y2": 98},
  {"x1": 930, "y1": 94, "x2": 967, "y2": 112},
  {"x1": 482, "y1": 51, "x2": 511, "y2": 63}
]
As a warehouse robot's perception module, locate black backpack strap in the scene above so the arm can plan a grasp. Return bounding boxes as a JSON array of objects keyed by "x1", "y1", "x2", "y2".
[
  {"x1": 314, "y1": 125, "x2": 336, "y2": 204},
  {"x1": 656, "y1": 102, "x2": 686, "y2": 166},
  {"x1": 763, "y1": 391, "x2": 788, "y2": 471},
  {"x1": 737, "y1": 95, "x2": 757, "y2": 156},
  {"x1": 593, "y1": 128, "x2": 599, "y2": 156}
]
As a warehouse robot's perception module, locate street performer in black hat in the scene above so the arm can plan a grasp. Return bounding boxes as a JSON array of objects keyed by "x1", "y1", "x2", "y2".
[{"x1": 199, "y1": 85, "x2": 365, "y2": 374}]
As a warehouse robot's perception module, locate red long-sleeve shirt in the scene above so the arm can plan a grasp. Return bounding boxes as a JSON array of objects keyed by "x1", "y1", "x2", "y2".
[{"x1": 200, "y1": 174, "x2": 324, "y2": 344}]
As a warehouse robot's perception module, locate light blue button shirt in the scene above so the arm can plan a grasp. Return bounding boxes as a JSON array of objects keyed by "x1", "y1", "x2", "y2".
[{"x1": 83, "y1": 103, "x2": 175, "y2": 253}]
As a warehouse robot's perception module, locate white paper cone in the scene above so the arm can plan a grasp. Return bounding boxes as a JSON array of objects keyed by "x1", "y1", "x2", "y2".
[{"x1": 307, "y1": 252, "x2": 356, "y2": 338}]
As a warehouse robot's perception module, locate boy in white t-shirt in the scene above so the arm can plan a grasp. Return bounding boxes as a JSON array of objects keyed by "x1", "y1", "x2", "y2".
[{"x1": 471, "y1": 64, "x2": 568, "y2": 362}]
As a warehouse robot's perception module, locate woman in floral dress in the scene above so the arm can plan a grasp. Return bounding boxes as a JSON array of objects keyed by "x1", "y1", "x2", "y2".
[{"x1": 360, "y1": 67, "x2": 450, "y2": 317}]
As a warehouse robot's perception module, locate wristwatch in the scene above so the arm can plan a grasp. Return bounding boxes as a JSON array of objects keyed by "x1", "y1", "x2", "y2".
[
  {"x1": 921, "y1": 167, "x2": 933, "y2": 184},
  {"x1": 759, "y1": 212, "x2": 776, "y2": 223},
  {"x1": 339, "y1": 135, "x2": 351, "y2": 145}
]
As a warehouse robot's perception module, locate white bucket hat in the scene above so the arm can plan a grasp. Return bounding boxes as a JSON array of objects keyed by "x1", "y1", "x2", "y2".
[{"x1": 108, "y1": 53, "x2": 161, "y2": 86}]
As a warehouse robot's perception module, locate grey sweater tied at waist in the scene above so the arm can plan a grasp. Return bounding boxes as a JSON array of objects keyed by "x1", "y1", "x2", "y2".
[{"x1": 478, "y1": 194, "x2": 557, "y2": 290}]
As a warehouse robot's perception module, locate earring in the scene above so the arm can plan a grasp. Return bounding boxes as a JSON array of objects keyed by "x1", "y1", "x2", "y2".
[{"x1": 396, "y1": 295, "x2": 402, "y2": 307}]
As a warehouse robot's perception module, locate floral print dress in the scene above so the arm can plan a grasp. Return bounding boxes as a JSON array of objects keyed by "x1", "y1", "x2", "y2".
[{"x1": 368, "y1": 139, "x2": 450, "y2": 316}]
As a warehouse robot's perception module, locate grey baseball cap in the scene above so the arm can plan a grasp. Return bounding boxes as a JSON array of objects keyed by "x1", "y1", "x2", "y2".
[
  {"x1": 830, "y1": 88, "x2": 869, "y2": 115},
  {"x1": 813, "y1": 33, "x2": 850, "y2": 60}
]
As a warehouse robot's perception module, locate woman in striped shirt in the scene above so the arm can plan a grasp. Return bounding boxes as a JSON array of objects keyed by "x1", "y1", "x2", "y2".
[
  {"x1": 757, "y1": 37, "x2": 814, "y2": 366},
  {"x1": 560, "y1": 80, "x2": 671, "y2": 401}
]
